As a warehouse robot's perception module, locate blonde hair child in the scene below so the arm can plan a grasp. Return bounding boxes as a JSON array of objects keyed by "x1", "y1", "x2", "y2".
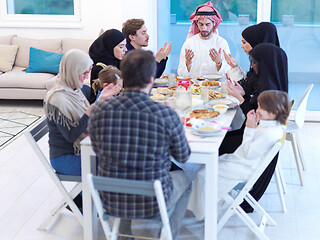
[{"x1": 93, "y1": 66, "x2": 122, "y2": 100}]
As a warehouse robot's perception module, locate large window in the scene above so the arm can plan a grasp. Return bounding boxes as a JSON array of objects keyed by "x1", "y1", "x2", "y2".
[
  {"x1": 6, "y1": 0, "x2": 74, "y2": 15},
  {"x1": 171, "y1": 0, "x2": 257, "y2": 23},
  {"x1": 0, "y1": 0, "x2": 81, "y2": 27},
  {"x1": 271, "y1": 0, "x2": 320, "y2": 24}
]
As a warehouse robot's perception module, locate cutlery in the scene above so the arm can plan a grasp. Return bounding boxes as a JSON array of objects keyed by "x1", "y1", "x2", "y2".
[{"x1": 209, "y1": 120, "x2": 231, "y2": 130}]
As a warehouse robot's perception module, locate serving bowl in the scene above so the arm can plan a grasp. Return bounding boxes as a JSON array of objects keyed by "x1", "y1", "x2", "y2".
[{"x1": 212, "y1": 104, "x2": 229, "y2": 114}]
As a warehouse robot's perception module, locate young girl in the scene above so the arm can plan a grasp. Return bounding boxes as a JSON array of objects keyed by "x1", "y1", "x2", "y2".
[
  {"x1": 188, "y1": 90, "x2": 290, "y2": 219},
  {"x1": 92, "y1": 65, "x2": 123, "y2": 101}
]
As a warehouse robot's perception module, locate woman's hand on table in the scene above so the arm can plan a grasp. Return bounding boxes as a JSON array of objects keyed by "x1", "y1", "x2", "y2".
[
  {"x1": 223, "y1": 50, "x2": 238, "y2": 68},
  {"x1": 246, "y1": 109, "x2": 259, "y2": 128}
]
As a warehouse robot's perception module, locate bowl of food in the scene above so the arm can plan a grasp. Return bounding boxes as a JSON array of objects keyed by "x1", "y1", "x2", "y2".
[
  {"x1": 192, "y1": 122, "x2": 222, "y2": 135},
  {"x1": 212, "y1": 104, "x2": 229, "y2": 114}
]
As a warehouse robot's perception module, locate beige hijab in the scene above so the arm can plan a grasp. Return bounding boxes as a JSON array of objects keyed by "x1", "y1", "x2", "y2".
[{"x1": 44, "y1": 49, "x2": 92, "y2": 154}]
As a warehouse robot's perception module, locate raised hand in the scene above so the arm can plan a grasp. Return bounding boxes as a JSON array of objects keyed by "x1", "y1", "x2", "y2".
[
  {"x1": 155, "y1": 41, "x2": 172, "y2": 63},
  {"x1": 246, "y1": 109, "x2": 259, "y2": 128},
  {"x1": 97, "y1": 83, "x2": 119, "y2": 101},
  {"x1": 209, "y1": 47, "x2": 222, "y2": 65},
  {"x1": 226, "y1": 81, "x2": 244, "y2": 103},
  {"x1": 223, "y1": 50, "x2": 238, "y2": 68},
  {"x1": 185, "y1": 48, "x2": 194, "y2": 72}
]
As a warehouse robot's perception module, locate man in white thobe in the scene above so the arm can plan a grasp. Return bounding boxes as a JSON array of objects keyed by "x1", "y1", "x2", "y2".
[{"x1": 177, "y1": 1, "x2": 231, "y2": 78}]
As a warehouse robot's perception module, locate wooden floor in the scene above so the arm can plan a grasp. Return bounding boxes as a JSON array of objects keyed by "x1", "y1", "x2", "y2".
[{"x1": 0, "y1": 99, "x2": 320, "y2": 240}]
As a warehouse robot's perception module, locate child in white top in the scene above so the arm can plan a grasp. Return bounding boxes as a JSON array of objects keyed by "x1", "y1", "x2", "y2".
[{"x1": 188, "y1": 90, "x2": 290, "y2": 219}]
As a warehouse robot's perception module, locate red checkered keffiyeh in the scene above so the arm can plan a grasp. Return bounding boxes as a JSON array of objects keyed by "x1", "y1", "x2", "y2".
[{"x1": 187, "y1": 1, "x2": 222, "y2": 38}]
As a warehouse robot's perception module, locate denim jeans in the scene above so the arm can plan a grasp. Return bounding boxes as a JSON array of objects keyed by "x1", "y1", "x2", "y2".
[
  {"x1": 119, "y1": 170, "x2": 192, "y2": 240},
  {"x1": 50, "y1": 154, "x2": 81, "y2": 176}
]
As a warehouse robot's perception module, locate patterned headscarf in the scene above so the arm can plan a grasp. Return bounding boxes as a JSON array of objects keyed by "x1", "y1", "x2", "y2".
[{"x1": 187, "y1": 1, "x2": 222, "y2": 38}]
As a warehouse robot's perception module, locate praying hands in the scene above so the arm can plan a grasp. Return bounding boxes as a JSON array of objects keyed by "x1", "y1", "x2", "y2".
[
  {"x1": 226, "y1": 80, "x2": 245, "y2": 103},
  {"x1": 155, "y1": 41, "x2": 172, "y2": 63},
  {"x1": 185, "y1": 48, "x2": 194, "y2": 72}
]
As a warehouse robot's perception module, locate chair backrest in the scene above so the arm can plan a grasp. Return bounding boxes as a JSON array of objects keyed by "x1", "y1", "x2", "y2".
[
  {"x1": 24, "y1": 117, "x2": 80, "y2": 182},
  {"x1": 87, "y1": 171, "x2": 172, "y2": 240},
  {"x1": 280, "y1": 99, "x2": 295, "y2": 145},
  {"x1": 295, "y1": 84, "x2": 313, "y2": 128},
  {"x1": 242, "y1": 142, "x2": 283, "y2": 193}
]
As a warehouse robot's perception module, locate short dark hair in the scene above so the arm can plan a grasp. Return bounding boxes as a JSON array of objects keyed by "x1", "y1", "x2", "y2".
[
  {"x1": 257, "y1": 90, "x2": 290, "y2": 125},
  {"x1": 120, "y1": 49, "x2": 156, "y2": 89},
  {"x1": 122, "y1": 19, "x2": 145, "y2": 43}
]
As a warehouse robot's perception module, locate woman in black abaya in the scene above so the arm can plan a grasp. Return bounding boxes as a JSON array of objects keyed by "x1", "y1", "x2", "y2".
[
  {"x1": 221, "y1": 42, "x2": 288, "y2": 212},
  {"x1": 88, "y1": 29, "x2": 126, "y2": 103}
]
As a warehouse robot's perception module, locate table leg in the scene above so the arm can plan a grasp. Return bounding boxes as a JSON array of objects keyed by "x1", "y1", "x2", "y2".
[
  {"x1": 204, "y1": 152, "x2": 218, "y2": 240},
  {"x1": 81, "y1": 145, "x2": 98, "y2": 240}
]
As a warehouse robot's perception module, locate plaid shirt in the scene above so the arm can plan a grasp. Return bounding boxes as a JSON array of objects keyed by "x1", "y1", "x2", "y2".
[{"x1": 89, "y1": 90, "x2": 190, "y2": 219}]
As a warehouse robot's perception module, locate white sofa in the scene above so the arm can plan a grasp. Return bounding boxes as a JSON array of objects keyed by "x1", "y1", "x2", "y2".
[{"x1": 0, "y1": 35, "x2": 93, "y2": 100}]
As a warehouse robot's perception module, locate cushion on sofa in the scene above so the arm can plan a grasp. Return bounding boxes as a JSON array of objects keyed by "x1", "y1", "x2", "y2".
[
  {"x1": 26, "y1": 47, "x2": 63, "y2": 74},
  {"x1": 12, "y1": 37, "x2": 62, "y2": 68},
  {"x1": 0, "y1": 66, "x2": 54, "y2": 89},
  {"x1": 0, "y1": 35, "x2": 16, "y2": 45},
  {"x1": 0, "y1": 44, "x2": 19, "y2": 72},
  {"x1": 62, "y1": 38, "x2": 93, "y2": 54}
]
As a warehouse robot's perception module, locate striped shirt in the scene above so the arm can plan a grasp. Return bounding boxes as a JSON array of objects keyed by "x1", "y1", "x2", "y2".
[{"x1": 89, "y1": 90, "x2": 190, "y2": 218}]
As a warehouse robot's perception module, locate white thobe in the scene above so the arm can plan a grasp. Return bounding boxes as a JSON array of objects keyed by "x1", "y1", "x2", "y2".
[
  {"x1": 177, "y1": 33, "x2": 231, "y2": 78},
  {"x1": 188, "y1": 120, "x2": 284, "y2": 220}
]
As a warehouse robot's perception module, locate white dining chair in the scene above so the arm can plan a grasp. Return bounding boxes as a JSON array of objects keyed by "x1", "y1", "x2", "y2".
[
  {"x1": 24, "y1": 117, "x2": 83, "y2": 229},
  {"x1": 218, "y1": 142, "x2": 282, "y2": 240},
  {"x1": 286, "y1": 84, "x2": 313, "y2": 186},
  {"x1": 87, "y1": 170, "x2": 173, "y2": 240}
]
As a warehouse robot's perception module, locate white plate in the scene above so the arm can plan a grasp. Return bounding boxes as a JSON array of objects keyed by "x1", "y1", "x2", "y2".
[
  {"x1": 203, "y1": 74, "x2": 223, "y2": 81},
  {"x1": 154, "y1": 78, "x2": 168, "y2": 87},
  {"x1": 191, "y1": 129, "x2": 222, "y2": 136}
]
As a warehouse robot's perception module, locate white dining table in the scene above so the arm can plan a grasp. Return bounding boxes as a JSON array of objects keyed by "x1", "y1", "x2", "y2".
[{"x1": 80, "y1": 102, "x2": 240, "y2": 240}]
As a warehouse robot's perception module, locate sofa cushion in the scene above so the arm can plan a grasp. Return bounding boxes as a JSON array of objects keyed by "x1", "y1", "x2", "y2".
[
  {"x1": 0, "y1": 44, "x2": 19, "y2": 72},
  {"x1": 26, "y1": 47, "x2": 63, "y2": 74},
  {"x1": 0, "y1": 66, "x2": 54, "y2": 89},
  {"x1": 0, "y1": 35, "x2": 16, "y2": 45},
  {"x1": 62, "y1": 38, "x2": 93, "y2": 54},
  {"x1": 12, "y1": 37, "x2": 62, "y2": 68}
]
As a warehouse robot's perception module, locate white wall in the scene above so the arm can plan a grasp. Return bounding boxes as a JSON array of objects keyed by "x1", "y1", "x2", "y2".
[{"x1": 0, "y1": 0, "x2": 158, "y2": 51}]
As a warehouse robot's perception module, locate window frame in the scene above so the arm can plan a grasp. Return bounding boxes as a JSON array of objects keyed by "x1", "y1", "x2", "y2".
[{"x1": 0, "y1": 0, "x2": 82, "y2": 28}]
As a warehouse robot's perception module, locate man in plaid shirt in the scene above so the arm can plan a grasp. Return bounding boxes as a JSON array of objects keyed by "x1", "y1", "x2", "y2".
[{"x1": 89, "y1": 49, "x2": 191, "y2": 239}]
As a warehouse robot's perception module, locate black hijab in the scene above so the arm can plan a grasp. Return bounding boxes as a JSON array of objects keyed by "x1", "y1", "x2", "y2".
[
  {"x1": 242, "y1": 22, "x2": 280, "y2": 48},
  {"x1": 89, "y1": 29, "x2": 125, "y2": 69},
  {"x1": 250, "y1": 43, "x2": 288, "y2": 93}
]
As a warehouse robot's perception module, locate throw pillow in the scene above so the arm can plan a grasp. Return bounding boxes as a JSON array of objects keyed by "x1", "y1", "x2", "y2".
[
  {"x1": 26, "y1": 47, "x2": 63, "y2": 74},
  {"x1": 0, "y1": 44, "x2": 19, "y2": 72}
]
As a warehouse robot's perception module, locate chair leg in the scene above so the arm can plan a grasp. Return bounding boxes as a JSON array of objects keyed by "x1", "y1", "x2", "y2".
[
  {"x1": 111, "y1": 218, "x2": 121, "y2": 240},
  {"x1": 294, "y1": 131, "x2": 307, "y2": 170},
  {"x1": 276, "y1": 160, "x2": 287, "y2": 194},
  {"x1": 274, "y1": 165, "x2": 287, "y2": 213},
  {"x1": 288, "y1": 133, "x2": 304, "y2": 186},
  {"x1": 244, "y1": 194, "x2": 277, "y2": 226},
  {"x1": 37, "y1": 183, "x2": 82, "y2": 230},
  {"x1": 235, "y1": 206, "x2": 269, "y2": 240}
]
